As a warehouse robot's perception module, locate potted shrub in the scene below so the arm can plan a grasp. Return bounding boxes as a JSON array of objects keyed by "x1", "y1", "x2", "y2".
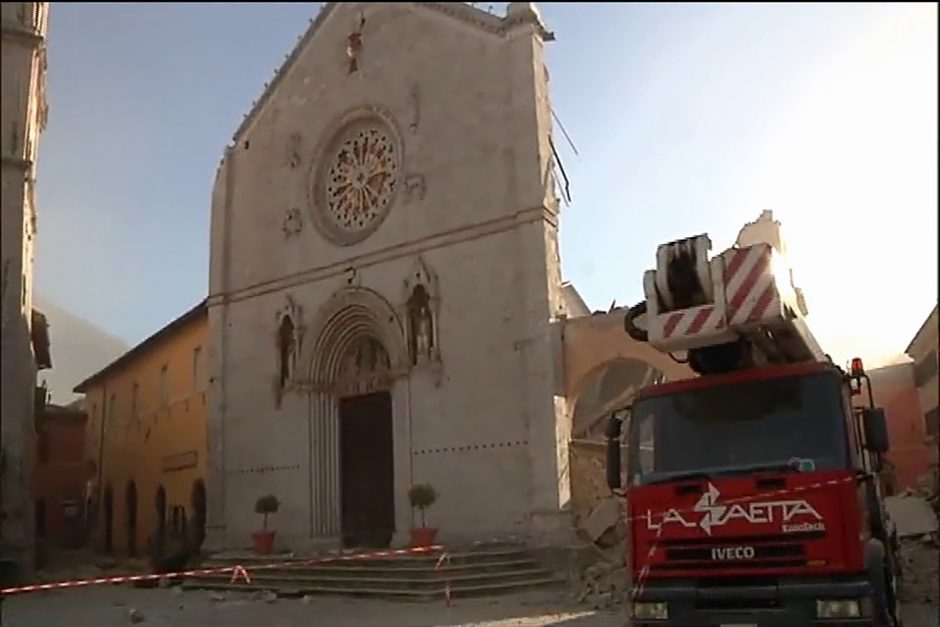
[
  {"x1": 408, "y1": 483, "x2": 439, "y2": 548},
  {"x1": 252, "y1": 494, "x2": 280, "y2": 555}
]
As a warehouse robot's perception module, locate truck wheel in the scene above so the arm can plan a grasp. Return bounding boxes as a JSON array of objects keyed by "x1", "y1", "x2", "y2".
[
  {"x1": 867, "y1": 540, "x2": 902, "y2": 627},
  {"x1": 886, "y1": 566, "x2": 903, "y2": 627}
]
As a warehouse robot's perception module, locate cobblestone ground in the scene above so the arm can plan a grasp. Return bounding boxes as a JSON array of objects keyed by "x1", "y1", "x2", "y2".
[
  {"x1": 3, "y1": 541, "x2": 936, "y2": 627},
  {"x1": 2, "y1": 587, "x2": 625, "y2": 627},
  {"x1": 3, "y1": 587, "x2": 937, "y2": 627}
]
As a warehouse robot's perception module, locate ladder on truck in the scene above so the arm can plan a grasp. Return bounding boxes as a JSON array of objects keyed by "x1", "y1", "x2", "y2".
[{"x1": 624, "y1": 211, "x2": 827, "y2": 374}]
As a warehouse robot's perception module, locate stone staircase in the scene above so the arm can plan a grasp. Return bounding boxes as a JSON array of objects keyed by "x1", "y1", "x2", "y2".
[{"x1": 182, "y1": 545, "x2": 564, "y2": 600}]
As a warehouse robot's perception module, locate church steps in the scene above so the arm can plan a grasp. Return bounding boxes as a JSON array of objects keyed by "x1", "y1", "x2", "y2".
[
  {"x1": 183, "y1": 546, "x2": 563, "y2": 599},
  {"x1": 182, "y1": 575, "x2": 564, "y2": 600},
  {"x1": 186, "y1": 566, "x2": 550, "y2": 589},
  {"x1": 191, "y1": 557, "x2": 539, "y2": 579},
  {"x1": 205, "y1": 546, "x2": 531, "y2": 567}
]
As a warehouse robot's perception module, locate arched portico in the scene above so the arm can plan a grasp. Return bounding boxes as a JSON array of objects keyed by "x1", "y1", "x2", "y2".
[
  {"x1": 570, "y1": 357, "x2": 666, "y2": 440},
  {"x1": 301, "y1": 287, "x2": 411, "y2": 547}
]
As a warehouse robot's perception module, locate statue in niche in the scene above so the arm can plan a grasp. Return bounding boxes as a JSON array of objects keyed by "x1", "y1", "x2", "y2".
[
  {"x1": 278, "y1": 315, "x2": 295, "y2": 389},
  {"x1": 407, "y1": 285, "x2": 433, "y2": 365}
]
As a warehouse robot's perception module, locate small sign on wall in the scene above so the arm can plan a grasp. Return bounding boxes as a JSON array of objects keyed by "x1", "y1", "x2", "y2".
[{"x1": 162, "y1": 450, "x2": 198, "y2": 473}]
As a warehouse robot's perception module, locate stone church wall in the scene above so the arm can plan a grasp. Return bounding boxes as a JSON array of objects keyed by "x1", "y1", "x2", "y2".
[{"x1": 207, "y1": 3, "x2": 565, "y2": 550}]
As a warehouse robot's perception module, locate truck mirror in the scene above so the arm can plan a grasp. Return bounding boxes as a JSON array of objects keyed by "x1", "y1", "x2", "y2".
[
  {"x1": 862, "y1": 407, "x2": 890, "y2": 454},
  {"x1": 605, "y1": 411, "x2": 626, "y2": 491}
]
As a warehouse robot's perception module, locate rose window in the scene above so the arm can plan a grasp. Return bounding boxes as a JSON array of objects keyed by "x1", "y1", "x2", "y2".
[{"x1": 323, "y1": 124, "x2": 399, "y2": 236}]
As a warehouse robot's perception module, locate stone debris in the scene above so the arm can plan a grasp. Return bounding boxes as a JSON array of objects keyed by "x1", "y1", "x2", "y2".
[
  {"x1": 262, "y1": 590, "x2": 278, "y2": 604},
  {"x1": 885, "y1": 494, "x2": 939, "y2": 538},
  {"x1": 898, "y1": 536, "x2": 939, "y2": 605},
  {"x1": 207, "y1": 591, "x2": 227, "y2": 602},
  {"x1": 582, "y1": 499, "x2": 622, "y2": 545},
  {"x1": 301, "y1": 595, "x2": 314, "y2": 604},
  {"x1": 127, "y1": 607, "x2": 145, "y2": 624},
  {"x1": 573, "y1": 498, "x2": 630, "y2": 610}
]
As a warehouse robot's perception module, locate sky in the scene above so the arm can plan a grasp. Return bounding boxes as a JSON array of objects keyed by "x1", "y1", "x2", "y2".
[{"x1": 35, "y1": 2, "x2": 938, "y2": 369}]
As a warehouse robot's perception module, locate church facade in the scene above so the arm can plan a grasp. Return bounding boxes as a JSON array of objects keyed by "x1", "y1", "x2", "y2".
[{"x1": 205, "y1": 2, "x2": 573, "y2": 551}]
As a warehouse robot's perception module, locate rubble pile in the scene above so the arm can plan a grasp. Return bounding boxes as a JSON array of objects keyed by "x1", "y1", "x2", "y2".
[
  {"x1": 572, "y1": 498, "x2": 631, "y2": 610},
  {"x1": 572, "y1": 491, "x2": 940, "y2": 612},
  {"x1": 898, "y1": 534, "x2": 939, "y2": 605},
  {"x1": 887, "y1": 492, "x2": 939, "y2": 606}
]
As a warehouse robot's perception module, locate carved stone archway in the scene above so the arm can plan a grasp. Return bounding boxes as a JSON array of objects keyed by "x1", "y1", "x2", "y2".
[
  {"x1": 301, "y1": 287, "x2": 408, "y2": 540},
  {"x1": 304, "y1": 287, "x2": 408, "y2": 389},
  {"x1": 571, "y1": 358, "x2": 665, "y2": 441}
]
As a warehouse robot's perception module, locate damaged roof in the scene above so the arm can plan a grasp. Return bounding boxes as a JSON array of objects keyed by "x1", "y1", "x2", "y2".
[{"x1": 229, "y1": 2, "x2": 552, "y2": 145}]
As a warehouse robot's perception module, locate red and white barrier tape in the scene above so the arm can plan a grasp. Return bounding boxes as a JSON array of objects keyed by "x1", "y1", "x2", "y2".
[
  {"x1": 631, "y1": 520, "x2": 664, "y2": 607},
  {"x1": 0, "y1": 545, "x2": 440, "y2": 596},
  {"x1": 434, "y1": 551, "x2": 453, "y2": 606},
  {"x1": 1, "y1": 475, "x2": 860, "y2": 599}
]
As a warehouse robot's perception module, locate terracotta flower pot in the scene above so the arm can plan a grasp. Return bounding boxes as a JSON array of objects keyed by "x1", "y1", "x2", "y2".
[
  {"x1": 409, "y1": 526, "x2": 439, "y2": 548},
  {"x1": 251, "y1": 530, "x2": 276, "y2": 555}
]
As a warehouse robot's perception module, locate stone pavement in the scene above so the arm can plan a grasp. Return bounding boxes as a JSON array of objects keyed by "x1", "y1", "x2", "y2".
[
  {"x1": 4, "y1": 585, "x2": 939, "y2": 626},
  {"x1": 2, "y1": 587, "x2": 625, "y2": 627},
  {"x1": 4, "y1": 550, "x2": 938, "y2": 627}
]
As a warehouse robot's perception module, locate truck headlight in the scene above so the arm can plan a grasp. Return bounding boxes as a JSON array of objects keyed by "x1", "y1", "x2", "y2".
[
  {"x1": 632, "y1": 601, "x2": 668, "y2": 620},
  {"x1": 816, "y1": 599, "x2": 861, "y2": 618}
]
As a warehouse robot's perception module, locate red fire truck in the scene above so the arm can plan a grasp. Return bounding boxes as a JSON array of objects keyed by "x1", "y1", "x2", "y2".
[{"x1": 605, "y1": 213, "x2": 903, "y2": 626}]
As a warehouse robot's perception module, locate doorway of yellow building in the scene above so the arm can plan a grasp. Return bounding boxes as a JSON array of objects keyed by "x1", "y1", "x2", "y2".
[
  {"x1": 125, "y1": 481, "x2": 138, "y2": 556},
  {"x1": 103, "y1": 485, "x2": 114, "y2": 554},
  {"x1": 155, "y1": 486, "x2": 167, "y2": 547},
  {"x1": 191, "y1": 480, "x2": 206, "y2": 551}
]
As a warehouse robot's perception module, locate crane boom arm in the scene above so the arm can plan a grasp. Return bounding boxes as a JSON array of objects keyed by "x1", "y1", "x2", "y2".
[{"x1": 625, "y1": 212, "x2": 826, "y2": 373}]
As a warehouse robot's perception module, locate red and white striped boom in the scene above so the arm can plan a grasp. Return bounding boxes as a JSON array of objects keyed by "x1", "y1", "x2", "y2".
[{"x1": 641, "y1": 211, "x2": 825, "y2": 367}]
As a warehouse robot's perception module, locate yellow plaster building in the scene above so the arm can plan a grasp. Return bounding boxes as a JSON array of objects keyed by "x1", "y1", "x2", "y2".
[{"x1": 75, "y1": 301, "x2": 207, "y2": 557}]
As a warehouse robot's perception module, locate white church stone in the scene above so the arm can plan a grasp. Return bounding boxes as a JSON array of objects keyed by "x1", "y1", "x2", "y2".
[{"x1": 206, "y1": 1, "x2": 569, "y2": 551}]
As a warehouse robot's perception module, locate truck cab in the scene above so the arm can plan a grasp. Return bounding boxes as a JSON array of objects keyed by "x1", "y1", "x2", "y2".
[{"x1": 607, "y1": 360, "x2": 902, "y2": 626}]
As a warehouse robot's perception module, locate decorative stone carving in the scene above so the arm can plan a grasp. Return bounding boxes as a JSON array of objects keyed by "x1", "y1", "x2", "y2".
[
  {"x1": 282, "y1": 208, "x2": 303, "y2": 237},
  {"x1": 287, "y1": 133, "x2": 302, "y2": 169},
  {"x1": 409, "y1": 84, "x2": 420, "y2": 133},
  {"x1": 346, "y1": 12, "x2": 366, "y2": 74},
  {"x1": 403, "y1": 173, "x2": 426, "y2": 203},
  {"x1": 345, "y1": 337, "x2": 389, "y2": 377},
  {"x1": 335, "y1": 336, "x2": 393, "y2": 397},
  {"x1": 401, "y1": 257, "x2": 440, "y2": 367},
  {"x1": 309, "y1": 108, "x2": 403, "y2": 246},
  {"x1": 346, "y1": 32, "x2": 362, "y2": 74}
]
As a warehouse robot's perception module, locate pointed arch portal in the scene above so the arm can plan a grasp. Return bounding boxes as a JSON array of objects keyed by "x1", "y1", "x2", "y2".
[{"x1": 302, "y1": 288, "x2": 407, "y2": 547}]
